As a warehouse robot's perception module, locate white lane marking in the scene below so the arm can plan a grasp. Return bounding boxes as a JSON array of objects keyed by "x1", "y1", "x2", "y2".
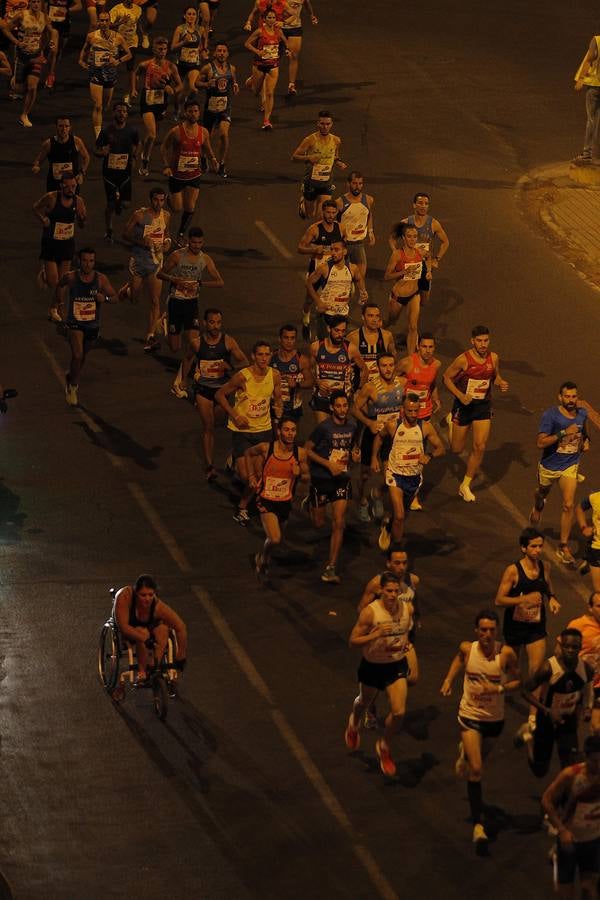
[
  {"x1": 126, "y1": 482, "x2": 193, "y2": 575},
  {"x1": 255, "y1": 220, "x2": 294, "y2": 260}
]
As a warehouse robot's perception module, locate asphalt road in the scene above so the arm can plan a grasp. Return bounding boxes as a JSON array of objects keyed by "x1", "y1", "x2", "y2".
[{"x1": 0, "y1": 0, "x2": 599, "y2": 898}]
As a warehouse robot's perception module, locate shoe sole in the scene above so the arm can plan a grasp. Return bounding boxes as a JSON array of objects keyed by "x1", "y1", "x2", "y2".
[
  {"x1": 344, "y1": 728, "x2": 360, "y2": 751},
  {"x1": 375, "y1": 741, "x2": 396, "y2": 776}
]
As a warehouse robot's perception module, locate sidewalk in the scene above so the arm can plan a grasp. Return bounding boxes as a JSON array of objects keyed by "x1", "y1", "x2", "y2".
[{"x1": 518, "y1": 161, "x2": 600, "y2": 292}]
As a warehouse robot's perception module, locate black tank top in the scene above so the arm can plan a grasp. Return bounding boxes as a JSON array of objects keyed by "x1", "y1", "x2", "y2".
[
  {"x1": 503, "y1": 559, "x2": 549, "y2": 642},
  {"x1": 194, "y1": 332, "x2": 232, "y2": 388},
  {"x1": 44, "y1": 193, "x2": 77, "y2": 243},
  {"x1": 128, "y1": 596, "x2": 160, "y2": 629},
  {"x1": 307, "y1": 221, "x2": 343, "y2": 274},
  {"x1": 47, "y1": 134, "x2": 79, "y2": 191}
]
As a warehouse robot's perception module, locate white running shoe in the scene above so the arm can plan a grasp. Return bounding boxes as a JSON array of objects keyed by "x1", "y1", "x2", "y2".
[{"x1": 459, "y1": 482, "x2": 476, "y2": 503}]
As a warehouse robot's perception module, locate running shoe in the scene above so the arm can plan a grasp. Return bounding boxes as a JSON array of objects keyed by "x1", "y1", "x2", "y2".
[
  {"x1": 357, "y1": 501, "x2": 371, "y2": 523},
  {"x1": 233, "y1": 507, "x2": 251, "y2": 526},
  {"x1": 472, "y1": 824, "x2": 488, "y2": 844},
  {"x1": 65, "y1": 382, "x2": 78, "y2": 407},
  {"x1": 205, "y1": 466, "x2": 218, "y2": 482},
  {"x1": 18, "y1": 114, "x2": 33, "y2": 128},
  {"x1": 572, "y1": 153, "x2": 592, "y2": 166},
  {"x1": 529, "y1": 503, "x2": 544, "y2": 524},
  {"x1": 261, "y1": 120, "x2": 272, "y2": 130},
  {"x1": 577, "y1": 472, "x2": 586, "y2": 483},
  {"x1": 344, "y1": 714, "x2": 360, "y2": 751},
  {"x1": 410, "y1": 495, "x2": 423, "y2": 511},
  {"x1": 375, "y1": 739, "x2": 396, "y2": 776},
  {"x1": 455, "y1": 741, "x2": 469, "y2": 778},
  {"x1": 143, "y1": 336, "x2": 160, "y2": 352},
  {"x1": 459, "y1": 482, "x2": 476, "y2": 503},
  {"x1": 556, "y1": 544, "x2": 576, "y2": 566},
  {"x1": 141, "y1": 33, "x2": 150, "y2": 49},
  {"x1": 578, "y1": 559, "x2": 591, "y2": 576},
  {"x1": 287, "y1": 82, "x2": 297, "y2": 95},
  {"x1": 321, "y1": 564, "x2": 340, "y2": 584},
  {"x1": 170, "y1": 382, "x2": 188, "y2": 399},
  {"x1": 138, "y1": 161, "x2": 150, "y2": 177},
  {"x1": 123, "y1": 94, "x2": 131, "y2": 107},
  {"x1": 48, "y1": 307, "x2": 62, "y2": 323},
  {"x1": 363, "y1": 706, "x2": 377, "y2": 730},
  {"x1": 45, "y1": 73, "x2": 55, "y2": 89},
  {"x1": 370, "y1": 488, "x2": 384, "y2": 520},
  {"x1": 103, "y1": 230, "x2": 114, "y2": 243},
  {"x1": 378, "y1": 517, "x2": 391, "y2": 552},
  {"x1": 218, "y1": 163, "x2": 228, "y2": 178}
]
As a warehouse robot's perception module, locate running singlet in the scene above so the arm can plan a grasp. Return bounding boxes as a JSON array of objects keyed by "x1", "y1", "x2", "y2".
[
  {"x1": 109, "y1": 2, "x2": 141, "y2": 47},
  {"x1": 569, "y1": 614, "x2": 600, "y2": 689},
  {"x1": 318, "y1": 260, "x2": 353, "y2": 318},
  {"x1": 66, "y1": 271, "x2": 100, "y2": 328},
  {"x1": 339, "y1": 195, "x2": 370, "y2": 242},
  {"x1": 309, "y1": 220, "x2": 342, "y2": 261},
  {"x1": 173, "y1": 123, "x2": 203, "y2": 180},
  {"x1": 98, "y1": 123, "x2": 139, "y2": 178},
  {"x1": 304, "y1": 133, "x2": 336, "y2": 184},
  {"x1": 47, "y1": 0, "x2": 71, "y2": 27},
  {"x1": 168, "y1": 249, "x2": 205, "y2": 300},
  {"x1": 128, "y1": 596, "x2": 159, "y2": 629},
  {"x1": 563, "y1": 764, "x2": 600, "y2": 842},
  {"x1": 314, "y1": 340, "x2": 353, "y2": 400},
  {"x1": 271, "y1": 352, "x2": 303, "y2": 411},
  {"x1": 88, "y1": 30, "x2": 119, "y2": 77},
  {"x1": 403, "y1": 353, "x2": 437, "y2": 418},
  {"x1": 540, "y1": 656, "x2": 588, "y2": 721},
  {"x1": 406, "y1": 213, "x2": 434, "y2": 257},
  {"x1": 387, "y1": 421, "x2": 423, "y2": 476},
  {"x1": 393, "y1": 248, "x2": 423, "y2": 283},
  {"x1": 178, "y1": 28, "x2": 201, "y2": 67},
  {"x1": 453, "y1": 351, "x2": 495, "y2": 403},
  {"x1": 284, "y1": 0, "x2": 303, "y2": 27},
  {"x1": 257, "y1": 23, "x2": 282, "y2": 67},
  {"x1": 45, "y1": 194, "x2": 77, "y2": 242},
  {"x1": 357, "y1": 327, "x2": 385, "y2": 379},
  {"x1": 194, "y1": 333, "x2": 231, "y2": 388},
  {"x1": 257, "y1": 0, "x2": 286, "y2": 24},
  {"x1": 18, "y1": 9, "x2": 44, "y2": 54},
  {"x1": 539, "y1": 406, "x2": 588, "y2": 471},
  {"x1": 504, "y1": 559, "x2": 549, "y2": 634},
  {"x1": 459, "y1": 641, "x2": 505, "y2": 722},
  {"x1": 259, "y1": 442, "x2": 298, "y2": 502},
  {"x1": 47, "y1": 134, "x2": 79, "y2": 187},
  {"x1": 308, "y1": 416, "x2": 357, "y2": 483},
  {"x1": 130, "y1": 209, "x2": 166, "y2": 266},
  {"x1": 228, "y1": 367, "x2": 274, "y2": 433},
  {"x1": 204, "y1": 63, "x2": 234, "y2": 114},
  {"x1": 366, "y1": 375, "x2": 404, "y2": 424},
  {"x1": 143, "y1": 59, "x2": 171, "y2": 105},
  {"x1": 581, "y1": 491, "x2": 600, "y2": 550},
  {"x1": 362, "y1": 598, "x2": 412, "y2": 664}
]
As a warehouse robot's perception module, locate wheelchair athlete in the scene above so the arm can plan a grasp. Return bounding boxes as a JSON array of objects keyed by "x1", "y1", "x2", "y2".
[{"x1": 114, "y1": 574, "x2": 187, "y2": 684}]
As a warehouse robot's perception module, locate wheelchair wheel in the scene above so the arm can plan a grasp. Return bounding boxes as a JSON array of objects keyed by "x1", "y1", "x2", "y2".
[
  {"x1": 152, "y1": 676, "x2": 168, "y2": 721},
  {"x1": 98, "y1": 621, "x2": 120, "y2": 693}
]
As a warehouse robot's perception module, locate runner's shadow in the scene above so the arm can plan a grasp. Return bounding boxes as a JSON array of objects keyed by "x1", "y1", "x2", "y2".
[
  {"x1": 482, "y1": 804, "x2": 540, "y2": 838},
  {"x1": 406, "y1": 530, "x2": 462, "y2": 559},
  {"x1": 394, "y1": 752, "x2": 439, "y2": 788},
  {"x1": 74, "y1": 408, "x2": 163, "y2": 470},
  {"x1": 482, "y1": 441, "x2": 531, "y2": 486},
  {"x1": 207, "y1": 246, "x2": 270, "y2": 260},
  {"x1": 94, "y1": 336, "x2": 128, "y2": 357},
  {"x1": 403, "y1": 705, "x2": 440, "y2": 741},
  {"x1": 501, "y1": 358, "x2": 546, "y2": 378},
  {"x1": 146, "y1": 351, "x2": 180, "y2": 375},
  {"x1": 0, "y1": 480, "x2": 27, "y2": 543}
]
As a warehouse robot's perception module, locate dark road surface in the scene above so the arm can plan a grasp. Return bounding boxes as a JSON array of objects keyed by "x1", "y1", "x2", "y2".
[{"x1": 0, "y1": 0, "x2": 599, "y2": 897}]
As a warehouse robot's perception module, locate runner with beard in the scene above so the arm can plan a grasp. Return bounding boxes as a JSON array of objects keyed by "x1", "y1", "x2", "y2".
[
  {"x1": 292, "y1": 110, "x2": 347, "y2": 220},
  {"x1": 298, "y1": 199, "x2": 345, "y2": 340},
  {"x1": 95, "y1": 101, "x2": 139, "y2": 242},
  {"x1": 336, "y1": 171, "x2": 374, "y2": 280},
  {"x1": 309, "y1": 316, "x2": 367, "y2": 424}
]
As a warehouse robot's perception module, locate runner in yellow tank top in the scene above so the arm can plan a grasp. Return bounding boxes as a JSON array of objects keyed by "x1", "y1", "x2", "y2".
[{"x1": 292, "y1": 111, "x2": 347, "y2": 220}]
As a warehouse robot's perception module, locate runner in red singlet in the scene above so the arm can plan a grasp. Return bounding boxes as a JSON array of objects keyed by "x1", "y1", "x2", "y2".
[{"x1": 244, "y1": 8, "x2": 293, "y2": 130}]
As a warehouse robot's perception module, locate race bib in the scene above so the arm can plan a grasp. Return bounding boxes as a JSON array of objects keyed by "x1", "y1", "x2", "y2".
[
  {"x1": 180, "y1": 46, "x2": 200, "y2": 64},
  {"x1": 48, "y1": 4, "x2": 67, "y2": 21},
  {"x1": 107, "y1": 152, "x2": 128, "y2": 170},
  {"x1": 22, "y1": 35, "x2": 41, "y2": 53},
  {"x1": 93, "y1": 50, "x2": 111, "y2": 67},
  {"x1": 53, "y1": 221, "x2": 74, "y2": 240},
  {"x1": 550, "y1": 692, "x2": 579, "y2": 717},
  {"x1": 51, "y1": 161, "x2": 73, "y2": 180},
  {"x1": 145, "y1": 89, "x2": 165, "y2": 105},
  {"x1": 376, "y1": 411, "x2": 399, "y2": 423},
  {"x1": 173, "y1": 280, "x2": 198, "y2": 299},
  {"x1": 558, "y1": 430, "x2": 582, "y2": 454},
  {"x1": 512, "y1": 598, "x2": 542, "y2": 624},
  {"x1": 262, "y1": 476, "x2": 291, "y2": 500},
  {"x1": 310, "y1": 163, "x2": 331, "y2": 182},
  {"x1": 415, "y1": 241, "x2": 430, "y2": 255},
  {"x1": 329, "y1": 448, "x2": 349, "y2": 471},
  {"x1": 177, "y1": 154, "x2": 199, "y2": 174},
  {"x1": 247, "y1": 398, "x2": 268, "y2": 419},
  {"x1": 403, "y1": 261, "x2": 422, "y2": 280},
  {"x1": 411, "y1": 388, "x2": 429, "y2": 409},
  {"x1": 207, "y1": 95, "x2": 227, "y2": 112},
  {"x1": 72, "y1": 300, "x2": 96, "y2": 322},
  {"x1": 466, "y1": 378, "x2": 490, "y2": 400},
  {"x1": 261, "y1": 44, "x2": 278, "y2": 60},
  {"x1": 326, "y1": 297, "x2": 349, "y2": 316},
  {"x1": 143, "y1": 223, "x2": 164, "y2": 242},
  {"x1": 197, "y1": 359, "x2": 222, "y2": 379}
]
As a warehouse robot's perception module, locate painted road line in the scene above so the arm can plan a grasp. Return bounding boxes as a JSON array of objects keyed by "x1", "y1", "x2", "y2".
[{"x1": 255, "y1": 220, "x2": 294, "y2": 260}]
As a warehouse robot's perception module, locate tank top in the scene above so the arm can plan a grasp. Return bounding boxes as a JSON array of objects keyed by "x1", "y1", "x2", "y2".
[
  {"x1": 503, "y1": 559, "x2": 549, "y2": 636},
  {"x1": 366, "y1": 375, "x2": 404, "y2": 424},
  {"x1": 319, "y1": 259, "x2": 353, "y2": 318},
  {"x1": 128, "y1": 596, "x2": 160, "y2": 629},
  {"x1": 284, "y1": 0, "x2": 303, "y2": 27},
  {"x1": 47, "y1": 134, "x2": 79, "y2": 187},
  {"x1": 228, "y1": 367, "x2": 274, "y2": 433},
  {"x1": 259, "y1": 442, "x2": 299, "y2": 502},
  {"x1": 339, "y1": 194, "x2": 370, "y2": 242},
  {"x1": 406, "y1": 214, "x2": 434, "y2": 257},
  {"x1": 89, "y1": 29, "x2": 119, "y2": 72},
  {"x1": 258, "y1": 23, "x2": 282, "y2": 67},
  {"x1": 569, "y1": 614, "x2": 600, "y2": 688},
  {"x1": 314, "y1": 340, "x2": 352, "y2": 399},
  {"x1": 393, "y1": 248, "x2": 423, "y2": 282},
  {"x1": 459, "y1": 641, "x2": 505, "y2": 722},
  {"x1": 578, "y1": 36, "x2": 600, "y2": 88},
  {"x1": 388, "y1": 420, "x2": 424, "y2": 476},
  {"x1": 19, "y1": 9, "x2": 44, "y2": 55},
  {"x1": 173, "y1": 123, "x2": 203, "y2": 181},
  {"x1": 271, "y1": 351, "x2": 303, "y2": 411},
  {"x1": 143, "y1": 59, "x2": 171, "y2": 105},
  {"x1": 362, "y1": 597, "x2": 412, "y2": 664},
  {"x1": 168, "y1": 249, "x2": 205, "y2": 300},
  {"x1": 257, "y1": 0, "x2": 286, "y2": 23},
  {"x1": 540, "y1": 656, "x2": 588, "y2": 721},
  {"x1": 47, "y1": 0, "x2": 70, "y2": 26},
  {"x1": 194, "y1": 332, "x2": 231, "y2": 388},
  {"x1": 357, "y1": 327, "x2": 385, "y2": 380},
  {"x1": 563, "y1": 764, "x2": 600, "y2": 842},
  {"x1": 45, "y1": 193, "x2": 76, "y2": 242},
  {"x1": 205, "y1": 62, "x2": 234, "y2": 114},
  {"x1": 305, "y1": 132, "x2": 336, "y2": 183},
  {"x1": 66, "y1": 271, "x2": 100, "y2": 328},
  {"x1": 403, "y1": 352, "x2": 437, "y2": 418},
  {"x1": 453, "y1": 351, "x2": 496, "y2": 403},
  {"x1": 177, "y1": 27, "x2": 201, "y2": 67},
  {"x1": 131, "y1": 208, "x2": 166, "y2": 265}
]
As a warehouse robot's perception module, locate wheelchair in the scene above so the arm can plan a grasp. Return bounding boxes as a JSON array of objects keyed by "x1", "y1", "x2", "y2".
[{"x1": 98, "y1": 588, "x2": 180, "y2": 721}]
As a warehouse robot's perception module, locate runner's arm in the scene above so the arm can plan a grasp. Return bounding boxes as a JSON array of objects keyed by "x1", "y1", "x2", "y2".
[
  {"x1": 422, "y1": 422, "x2": 445, "y2": 459},
  {"x1": 32, "y1": 139, "x2": 52, "y2": 173},
  {"x1": 351, "y1": 383, "x2": 376, "y2": 429},
  {"x1": 351, "y1": 263, "x2": 368, "y2": 302},
  {"x1": 244, "y1": 441, "x2": 269, "y2": 487},
  {"x1": 33, "y1": 192, "x2": 54, "y2": 224},
  {"x1": 75, "y1": 137, "x2": 90, "y2": 178},
  {"x1": 495, "y1": 563, "x2": 533, "y2": 607},
  {"x1": 542, "y1": 561, "x2": 560, "y2": 613},
  {"x1": 431, "y1": 218, "x2": 449, "y2": 263},
  {"x1": 306, "y1": 263, "x2": 327, "y2": 308},
  {"x1": 348, "y1": 344, "x2": 368, "y2": 386},
  {"x1": 521, "y1": 661, "x2": 552, "y2": 712},
  {"x1": 122, "y1": 209, "x2": 144, "y2": 246},
  {"x1": 97, "y1": 273, "x2": 117, "y2": 303},
  {"x1": 244, "y1": 29, "x2": 262, "y2": 57},
  {"x1": 492, "y1": 353, "x2": 508, "y2": 391},
  {"x1": 358, "y1": 575, "x2": 379, "y2": 611},
  {"x1": 201, "y1": 128, "x2": 219, "y2": 173},
  {"x1": 272, "y1": 370, "x2": 284, "y2": 419},
  {"x1": 78, "y1": 32, "x2": 91, "y2": 67},
  {"x1": 442, "y1": 355, "x2": 468, "y2": 402},
  {"x1": 349, "y1": 606, "x2": 380, "y2": 647},
  {"x1": 297, "y1": 223, "x2": 320, "y2": 255},
  {"x1": 297, "y1": 447, "x2": 310, "y2": 483},
  {"x1": 214, "y1": 372, "x2": 247, "y2": 423},
  {"x1": 500, "y1": 646, "x2": 520, "y2": 693},
  {"x1": 201, "y1": 253, "x2": 224, "y2": 287},
  {"x1": 367, "y1": 196, "x2": 375, "y2": 245},
  {"x1": 440, "y1": 642, "x2": 469, "y2": 694},
  {"x1": 542, "y1": 769, "x2": 576, "y2": 841},
  {"x1": 224, "y1": 336, "x2": 250, "y2": 370},
  {"x1": 170, "y1": 24, "x2": 185, "y2": 51},
  {"x1": 155, "y1": 602, "x2": 188, "y2": 660},
  {"x1": 383, "y1": 250, "x2": 401, "y2": 281},
  {"x1": 291, "y1": 136, "x2": 315, "y2": 163}
]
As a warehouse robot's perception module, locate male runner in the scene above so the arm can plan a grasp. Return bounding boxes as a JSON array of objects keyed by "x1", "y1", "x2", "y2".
[
  {"x1": 347, "y1": 303, "x2": 395, "y2": 381},
  {"x1": 134, "y1": 36, "x2": 181, "y2": 177},
  {"x1": 569, "y1": 592, "x2": 600, "y2": 732},
  {"x1": 44, "y1": 0, "x2": 81, "y2": 90},
  {"x1": 396, "y1": 191, "x2": 450, "y2": 306},
  {"x1": 292, "y1": 111, "x2": 346, "y2": 220},
  {"x1": 78, "y1": 10, "x2": 131, "y2": 139},
  {"x1": 55, "y1": 247, "x2": 117, "y2": 406},
  {"x1": 443, "y1": 325, "x2": 508, "y2": 502},
  {"x1": 191, "y1": 308, "x2": 248, "y2": 481},
  {"x1": 95, "y1": 101, "x2": 139, "y2": 242},
  {"x1": 270, "y1": 324, "x2": 312, "y2": 420},
  {"x1": 441, "y1": 609, "x2": 520, "y2": 848},
  {"x1": 336, "y1": 171, "x2": 375, "y2": 280},
  {"x1": 309, "y1": 316, "x2": 367, "y2": 423},
  {"x1": 577, "y1": 492, "x2": 600, "y2": 590},
  {"x1": 2, "y1": 0, "x2": 53, "y2": 127},
  {"x1": 530, "y1": 381, "x2": 589, "y2": 565},
  {"x1": 298, "y1": 199, "x2": 345, "y2": 339},
  {"x1": 198, "y1": 42, "x2": 238, "y2": 178},
  {"x1": 32, "y1": 116, "x2": 89, "y2": 193},
  {"x1": 573, "y1": 32, "x2": 600, "y2": 165},
  {"x1": 345, "y1": 571, "x2": 414, "y2": 776},
  {"x1": 109, "y1": 0, "x2": 141, "y2": 104},
  {"x1": 305, "y1": 239, "x2": 367, "y2": 338}
]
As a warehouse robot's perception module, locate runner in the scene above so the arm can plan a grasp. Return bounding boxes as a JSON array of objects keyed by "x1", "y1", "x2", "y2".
[
  {"x1": 298, "y1": 198, "x2": 345, "y2": 339},
  {"x1": 577, "y1": 491, "x2": 600, "y2": 590},
  {"x1": 305, "y1": 239, "x2": 367, "y2": 339},
  {"x1": 161, "y1": 97, "x2": 218, "y2": 244},
  {"x1": 384, "y1": 222, "x2": 429, "y2": 354},
  {"x1": 373, "y1": 393, "x2": 445, "y2": 547},
  {"x1": 440, "y1": 609, "x2": 520, "y2": 848},
  {"x1": 2, "y1": 0, "x2": 53, "y2": 127},
  {"x1": 33, "y1": 172, "x2": 86, "y2": 322},
  {"x1": 281, "y1": 0, "x2": 317, "y2": 95},
  {"x1": 44, "y1": 0, "x2": 80, "y2": 90},
  {"x1": 495, "y1": 527, "x2": 560, "y2": 741},
  {"x1": 122, "y1": 185, "x2": 171, "y2": 352},
  {"x1": 84, "y1": 0, "x2": 106, "y2": 30},
  {"x1": 309, "y1": 316, "x2": 367, "y2": 423},
  {"x1": 246, "y1": 415, "x2": 309, "y2": 579},
  {"x1": 191, "y1": 308, "x2": 248, "y2": 481},
  {"x1": 292, "y1": 111, "x2": 346, "y2": 219},
  {"x1": 109, "y1": 0, "x2": 141, "y2": 105},
  {"x1": 78, "y1": 10, "x2": 131, "y2": 139},
  {"x1": 305, "y1": 390, "x2": 361, "y2": 583},
  {"x1": 351, "y1": 351, "x2": 403, "y2": 524},
  {"x1": 573, "y1": 33, "x2": 600, "y2": 165},
  {"x1": 135, "y1": 36, "x2": 181, "y2": 177},
  {"x1": 347, "y1": 303, "x2": 395, "y2": 381},
  {"x1": 215, "y1": 341, "x2": 283, "y2": 525},
  {"x1": 31, "y1": 115, "x2": 90, "y2": 193},
  {"x1": 54, "y1": 247, "x2": 117, "y2": 406},
  {"x1": 519, "y1": 629, "x2": 593, "y2": 778},
  {"x1": 95, "y1": 100, "x2": 140, "y2": 242},
  {"x1": 345, "y1": 571, "x2": 415, "y2": 776},
  {"x1": 134, "y1": 0, "x2": 159, "y2": 50},
  {"x1": 336, "y1": 171, "x2": 375, "y2": 280},
  {"x1": 199, "y1": 0, "x2": 221, "y2": 35},
  {"x1": 568, "y1": 592, "x2": 600, "y2": 732},
  {"x1": 541, "y1": 733, "x2": 600, "y2": 899},
  {"x1": 244, "y1": 0, "x2": 287, "y2": 32},
  {"x1": 244, "y1": 8, "x2": 292, "y2": 131},
  {"x1": 443, "y1": 325, "x2": 509, "y2": 502},
  {"x1": 395, "y1": 332, "x2": 442, "y2": 510},
  {"x1": 157, "y1": 226, "x2": 224, "y2": 398},
  {"x1": 198, "y1": 42, "x2": 238, "y2": 178},
  {"x1": 529, "y1": 381, "x2": 590, "y2": 566},
  {"x1": 270, "y1": 324, "x2": 312, "y2": 421},
  {"x1": 394, "y1": 192, "x2": 450, "y2": 307},
  {"x1": 171, "y1": 6, "x2": 206, "y2": 117}
]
